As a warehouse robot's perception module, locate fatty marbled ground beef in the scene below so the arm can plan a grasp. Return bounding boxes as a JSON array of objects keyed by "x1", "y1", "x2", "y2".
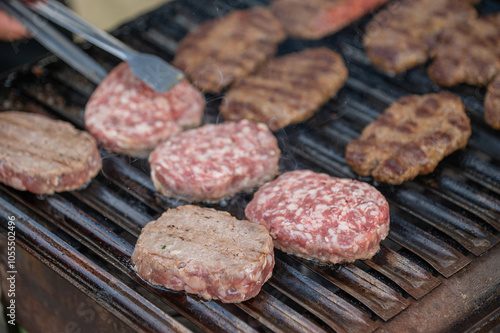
[
  {"x1": 132, "y1": 205, "x2": 274, "y2": 303},
  {"x1": 85, "y1": 62, "x2": 204, "y2": 157},
  {"x1": 345, "y1": 92, "x2": 471, "y2": 184},
  {"x1": 245, "y1": 170, "x2": 390, "y2": 264},
  {"x1": 149, "y1": 120, "x2": 280, "y2": 202}
]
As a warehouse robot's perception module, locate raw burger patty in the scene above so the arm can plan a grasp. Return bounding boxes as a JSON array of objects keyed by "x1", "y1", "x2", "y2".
[
  {"x1": 364, "y1": 0, "x2": 478, "y2": 74},
  {"x1": 149, "y1": 120, "x2": 280, "y2": 202},
  {"x1": 219, "y1": 48, "x2": 348, "y2": 131},
  {"x1": 0, "y1": 111, "x2": 101, "y2": 194},
  {"x1": 345, "y1": 92, "x2": 471, "y2": 184},
  {"x1": 428, "y1": 13, "x2": 500, "y2": 87},
  {"x1": 85, "y1": 62, "x2": 204, "y2": 157},
  {"x1": 245, "y1": 170, "x2": 390, "y2": 264},
  {"x1": 270, "y1": 0, "x2": 390, "y2": 40},
  {"x1": 172, "y1": 7, "x2": 286, "y2": 94},
  {"x1": 132, "y1": 205, "x2": 274, "y2": 303},
  {"x1": 485, "y1": 73, "x2": 500, "y2": 130}
]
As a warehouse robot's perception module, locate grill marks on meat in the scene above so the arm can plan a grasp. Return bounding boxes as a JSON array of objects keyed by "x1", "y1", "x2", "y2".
[
  {"x1": 364, "y1": 0, "x2": 478, "y2": 74},
  {"x1": 0, "y1": 111, "x2": 101, "y2": 194},
  {"x1": 85, "y1": 62, "x2": 204, "y2": 157},
  {"x1": 245, "y1": 170, "x2": 390, "y2": 264},
  {"x1": 219, "y1": 48, "x2": 348, "y2": 131},
  {"x1": 364, "y1": 2, "x2": 500, "y2": 130},
  {"x1": 345, "y1": 92, "x2": 471, "y2": 184},
  {"x1": 426, "y1": 13, "x2": 500, "y2": 129},
  {"x1": 428, "y1": 14, "x2": 500, "y2": 87},
  {"x1": 173, "y1": 7, "x2": 286, "y2": 94},
  {"x1": 132, "y1": 205, "x2": 274, "y2": 303},
  {"x1": 270, "y1": 0, "x2": 390, "y2": 40},
  {"x1": 485, "y1": 73, "x2": 500, "y2": 130},
  {"x1": 149, "y1": 120, "x2": 280, "y2": 202}
]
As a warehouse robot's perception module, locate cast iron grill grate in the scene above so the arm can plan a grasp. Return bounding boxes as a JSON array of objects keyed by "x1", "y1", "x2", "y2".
[{"x1": 0, "y1": 0, "x2": 499, "y2": 332}]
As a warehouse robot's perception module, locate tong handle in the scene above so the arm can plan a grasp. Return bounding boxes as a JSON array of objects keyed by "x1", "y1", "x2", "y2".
[
  {"x1": 0, "y1": 0, "x2": 107, "y2": 84},
  {"x1": 31, "y1": 0, "x2": 137, "y2": 61}
]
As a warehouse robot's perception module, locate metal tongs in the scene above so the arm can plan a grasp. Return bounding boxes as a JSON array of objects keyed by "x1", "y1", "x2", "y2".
[{"x1": 0, "y1": 0, "x2": 184, "y2": 92}]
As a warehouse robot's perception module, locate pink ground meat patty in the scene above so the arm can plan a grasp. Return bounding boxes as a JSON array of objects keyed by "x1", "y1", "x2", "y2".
[
  {"x1": 85, "y1": 62, "x2": 205, "y2": 157},
  {"x1": 132, "y1": 205, "x2": 274, "y2": 303},
  {"x1": 149, "y1": 120, "x2": 280, "y2": 202},
  {"x1": 245, "y1": 170, "x2": 390, "y2": 263}
]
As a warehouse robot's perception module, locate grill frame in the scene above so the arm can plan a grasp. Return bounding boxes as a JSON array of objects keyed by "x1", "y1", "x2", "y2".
[{"x1": 0, "y1": 0, "x2": 500, "y2": 332}]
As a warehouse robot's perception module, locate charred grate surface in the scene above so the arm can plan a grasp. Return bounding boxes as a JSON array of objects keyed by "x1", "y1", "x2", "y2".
[{"x1": 0, "y1": 0, "x2": 499, "y2": 332}]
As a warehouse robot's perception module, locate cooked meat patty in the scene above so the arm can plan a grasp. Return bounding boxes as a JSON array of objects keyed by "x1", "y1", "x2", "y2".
[
  {"x1": 132, "y1": 205, "x2": 274, "y2": 303},
  {"x1": 85, "y1": 62, "x2": 204, "y2": 157},
  {"x1": 172, "y1": 7, "x2": 286, "y2": 94},
  {"x1": 149, "y1": 120, "x2": 280, "y2": 202},
  {"x1": 345, "y1": 92, "x2": 471, "y2": 184},
  {"x1": 364, "y1": 0, "x2": 478, "y2": 74},
  {"x1": 485, "y1": 73, "x2": 500, "y2": 130},
  {"x1": 428, "y1": 13, "x2": 500, "y2": 87},
  {"x1": 0, "y1": 111, "x2": 101, "y2": 194},
  {"x1": 270, "y1": 0, "x2": 390, "y2": 40},
  {"x1": 245, "y1": 170, "x2": 390, "y2": 264},
  {"x1": 219, "y1": 48, "x2": 348, "y2": 131}
]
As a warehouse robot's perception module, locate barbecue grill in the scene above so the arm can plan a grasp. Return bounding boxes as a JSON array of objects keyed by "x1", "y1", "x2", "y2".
[{"x1": 0, "y1": 0, "x2": 499, "y2": 332}]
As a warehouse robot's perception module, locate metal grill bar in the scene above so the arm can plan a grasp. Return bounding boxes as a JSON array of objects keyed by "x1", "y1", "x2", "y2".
[
  {"x1": 237, "y1": 290, "x2": 327, "y2": 333},
  {"x1": 453, "y1": 153, "x2": 500, "y2": 195},
  {"x1": 269, "y1": 259, "x2": 377, "y2": 333},
  {"x1": 364, "y1": 245, "x2": 440, "y2": 300},
  {"x1": 393, "y1": 189, "x2": 499, "y2": 256},
  {"x1": 388, "y1": 215, "x2": 470, "y2": 278},
  {"x1": 423, "y1": 173, "x2": 500, "y2": 231},
  {"x1": 298, "y1": 259, "x2": 410, "y2": 321}
]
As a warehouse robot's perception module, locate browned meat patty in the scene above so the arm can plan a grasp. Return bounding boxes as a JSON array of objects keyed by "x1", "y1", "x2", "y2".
[
  {"x1": 0, "y1": 111, "x2": 102, "y2": 194},
  {"x1": 149, "y1": 120, "x2": 280, "y2": 202},
  {"x1": 219, "y1": 47, "x2": 348, "y2": 131},
  {"x1": 85, "y1": 62, "x2": 204, "y2": 157},
  {"x1": 172, "y1": 7, "x2": 286, "y2": 94},
  {"x1": 428, "y1": 13, "x2": 500, "y2": 87},
  {"x1": 345, "y1": 92, "x2": 471, "y2": 184},
  {"x1": 485, "y1": 73, "x2": 500, "y2": 130},
  {"x1": 245, "y1": 170, "x2": 390, "y2": 264},
  {"x1": 270, "y1": 0, "x2": 390, "y2": 40},
  {"x1": 132, "y1": 205, "x2": 274, "y2": 303},
  {"x1": 364, "y1": 0, "x2": 478, "y2": 74}
]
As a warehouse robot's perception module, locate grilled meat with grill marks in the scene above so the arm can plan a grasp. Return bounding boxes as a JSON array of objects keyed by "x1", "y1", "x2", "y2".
[
  {"x1": 428, "y1": 13, "x2": 500, "y2": 87},
  {"x1": 364, "y1": 0, "x2": 478, "y2": 74},
  {"x1": 270, "y1": 0, "x2": 390, "y2": 40},
  {"x1": 345, "y1": 92, "x2": 471, "y2": 184},
  {"x1": 0, "y1": 111, "x2": 101, "y2": 194},
  {"x1": 219, "y1": 47, "x2": 348, "y2": 131},
  {"x1": 173, "y1": 7, "x2": 286, "y2": 94},
  {"x1": 132, "y1": 205, "x2": 274, "y2": 303}
]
